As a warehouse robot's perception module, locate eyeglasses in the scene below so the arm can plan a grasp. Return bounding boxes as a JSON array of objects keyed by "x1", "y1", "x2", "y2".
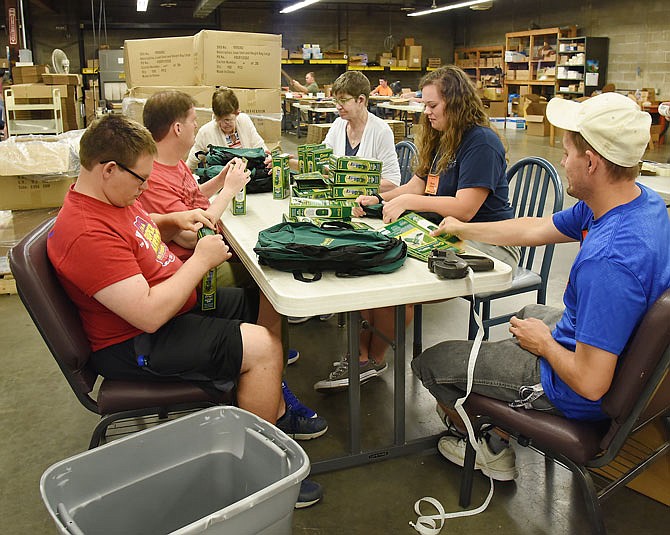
[
  {"x1": 100, "y1": 160, "x2": 147, "y2": 183},
  {"x1": 334, "y1": 96, "x2": 356, "y2": 106}
]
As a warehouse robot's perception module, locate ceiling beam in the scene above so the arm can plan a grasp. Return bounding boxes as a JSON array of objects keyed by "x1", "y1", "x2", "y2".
[
  {"x1": 29, "y1": 0, "x2": 59, "y2": 13},
  {"x1": 193, "y1": 0, "x2": 227, "y2": 18}
]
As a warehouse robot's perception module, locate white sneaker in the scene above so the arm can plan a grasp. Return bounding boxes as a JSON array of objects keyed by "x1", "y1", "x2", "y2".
[{"x1": 438, "y1": 435, "x2": 518, "y2": 481}]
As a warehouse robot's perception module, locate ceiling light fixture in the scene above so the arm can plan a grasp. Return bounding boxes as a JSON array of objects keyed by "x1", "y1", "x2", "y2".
[
  {"x1": 408, "y1": 0, "x2": 492, "y2": 17},
  {"x1": 137, "y1": 0, "x2": 149, "y2": 12},
  {"x1": 280, "y1": 0, "x2": 320, "y2": 15}
]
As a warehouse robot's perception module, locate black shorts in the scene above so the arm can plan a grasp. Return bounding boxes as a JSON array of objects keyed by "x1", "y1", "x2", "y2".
[{"x1": 91, "y1": 287, "x2": 260, "y2": 384}]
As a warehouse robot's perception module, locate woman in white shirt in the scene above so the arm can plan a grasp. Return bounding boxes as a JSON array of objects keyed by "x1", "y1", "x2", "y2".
[
  {"x1": 186, "y1": 87, "x2": 269, "y2": 170},
  {"x1": 324, "y1": 71, "x2": 401, "y2": 192}
]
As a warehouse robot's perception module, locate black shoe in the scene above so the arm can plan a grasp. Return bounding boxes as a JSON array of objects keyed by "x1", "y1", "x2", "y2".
[{"x1": 295, "y1": 479, "x2": 322, "y2": 509}]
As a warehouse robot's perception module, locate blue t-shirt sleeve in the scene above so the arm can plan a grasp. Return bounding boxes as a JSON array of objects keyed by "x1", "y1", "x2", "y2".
[
  {"x1": 573, "y1": 258, "x2": 647, "y2": 355},
  {"x1": 456, "y1": 138, "x2": 505, "y2": 192},
  {"x1": 553, "y1": 202, "x2": 591, "y2": 241}
]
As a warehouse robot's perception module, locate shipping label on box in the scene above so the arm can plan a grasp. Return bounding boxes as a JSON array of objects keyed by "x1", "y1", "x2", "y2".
[
  {"x1": 0, "y1": 176, "x2": 73, "y2": 210},
  {"x1": 193, "y1": 30, "x2": 281, "y2": 89},
  {"x1": 124, "y1": 35, "x2": 198, "y2": 88}
]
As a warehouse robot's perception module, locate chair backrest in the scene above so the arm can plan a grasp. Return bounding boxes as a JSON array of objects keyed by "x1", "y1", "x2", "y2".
[
  {"x1": 507, "y1": 157, "x2": 564, "y2": 278},
  {"x1": 395, "y1": 140, "x2": 418, "y2": 185},
  {"x1": 8, "y1": 217, "x2": 100, "y2": 414},
  {"x1": 597, "y1": 287, "x2": 670, "y2": 460}
]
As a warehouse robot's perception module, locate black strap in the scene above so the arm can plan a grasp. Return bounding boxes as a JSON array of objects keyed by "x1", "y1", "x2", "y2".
[{"x1": 292, "y1": 271, "x2": 322, "y2": 283}]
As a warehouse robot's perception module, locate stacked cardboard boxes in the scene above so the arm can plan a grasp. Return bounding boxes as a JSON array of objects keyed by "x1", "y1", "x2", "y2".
[{"x1": 122, "y1": 30, "x2": 282, "y2": 146}]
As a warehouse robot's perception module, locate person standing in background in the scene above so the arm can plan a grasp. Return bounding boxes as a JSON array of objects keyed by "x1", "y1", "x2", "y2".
[{"x1": 292, "y1": 72, "x2": 319, "y2": 94}]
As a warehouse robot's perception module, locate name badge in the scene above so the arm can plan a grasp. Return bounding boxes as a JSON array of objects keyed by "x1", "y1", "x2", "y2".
[{"x1": 425, "y1": 173, "x2": 440, "y2": 195}]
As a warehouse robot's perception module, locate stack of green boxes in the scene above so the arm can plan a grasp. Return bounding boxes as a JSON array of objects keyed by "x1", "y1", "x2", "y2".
[
  {"x1": 285, "y1": 147, "x2": 383, "y2": 224},
  {"x1": 325, "y1": 156, "x2": 382, "y2": 200},
  {"x1": 297, "y1": 144, "x2": 333, "y2": 174}
]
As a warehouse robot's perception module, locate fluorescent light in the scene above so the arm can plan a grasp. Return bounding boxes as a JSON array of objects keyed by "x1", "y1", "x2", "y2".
[
  {"x1": 408, "y1": 0, "x2": 492, "y2": 17},
  {"x1": 280, "y1": 0, "x2": 320, "y2": 14},
  {"x1": 137, "y1": 0, "x2": 149, "y2": 11}
]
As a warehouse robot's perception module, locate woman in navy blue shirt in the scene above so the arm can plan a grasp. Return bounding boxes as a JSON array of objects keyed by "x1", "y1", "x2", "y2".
[{"x1": 314, "y1": 66, "x2": 519, "y2": 393}]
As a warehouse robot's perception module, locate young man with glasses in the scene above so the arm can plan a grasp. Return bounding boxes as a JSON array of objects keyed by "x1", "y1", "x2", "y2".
[
  {"x1": 47, "y1": 114, "x2": 325, "y2": 508},
  {"x1": 185, "y1": 88, "x2": 269, "y2": 171}
]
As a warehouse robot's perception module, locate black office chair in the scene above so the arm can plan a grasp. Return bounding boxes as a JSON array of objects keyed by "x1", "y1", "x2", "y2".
[
  {"x1": 9, "y1": 218, "x2": 232, "y2": 449},
  {"x1": 395, "y1": 140, "x2": 418, "y2": 185},
  {"x1": 459, "y1": 288, "x2": 670, "y2": 535},
  {"x1": 412, "y1": 157, "x2": 564, "y2": 356}
]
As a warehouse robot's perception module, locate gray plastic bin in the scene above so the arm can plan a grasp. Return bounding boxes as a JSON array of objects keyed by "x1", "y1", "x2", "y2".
[{"x1": 40, "y1": 406, "x2": 310, "y2": 535}]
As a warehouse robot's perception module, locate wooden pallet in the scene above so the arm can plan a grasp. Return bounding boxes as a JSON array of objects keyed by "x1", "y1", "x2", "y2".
[
  {"x1": 0, "y1": 272, "x2": 16, "y2": 295},
  {"x1": 0, "y1": 256, "x2": 16, "y2": 295}
]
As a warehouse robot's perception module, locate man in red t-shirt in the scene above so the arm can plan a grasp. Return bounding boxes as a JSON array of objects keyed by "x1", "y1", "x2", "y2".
[
  {"x1": 47, "y1": 115, "x2": 328, "y2": 448},
  {"x1": 137, "y1": 91, "x2": 325, "y2": 433}
]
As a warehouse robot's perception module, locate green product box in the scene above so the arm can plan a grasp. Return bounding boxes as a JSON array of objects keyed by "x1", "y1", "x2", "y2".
[
  {"x1": 272, "y1": 153, "x2": 291, "y2": 199},
  {"x1": 327, "y1": 170, "x2": 381, "y2": 185},
  {"x1": 309, "y1": 147, "x2": 333, "y2": 173},
  {"x1": 331, "y1": 185, "x2": 380, "y2": 199},
  {"x1": 289, "y1": 197, "x2": 356, "y2": 219},
  {"x1": 290, "y1": 184, "x2": 332, "y2": 199},
  {"x1": 298, "y1": 143, "x2": 326, "y2": 173},
  {"x1": 328, "y1": 155, "x2": 383, "y2": 173},
  {"x1": 230, "y1": 186, "x2": 246, "y2": 215}
]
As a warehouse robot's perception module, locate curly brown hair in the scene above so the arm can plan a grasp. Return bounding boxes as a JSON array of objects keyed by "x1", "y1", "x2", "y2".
[{"x1": 415, "y1": 65, "x2": 498, "y2": 176}]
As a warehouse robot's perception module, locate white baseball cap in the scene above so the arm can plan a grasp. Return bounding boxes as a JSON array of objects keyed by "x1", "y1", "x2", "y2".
[{"x1": 546, "y1": 93, "x2": 651, "y2": 167}]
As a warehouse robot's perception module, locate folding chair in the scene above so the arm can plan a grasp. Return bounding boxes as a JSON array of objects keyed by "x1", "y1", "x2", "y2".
[
  {"x1": 459, "y1": 288, "x2": 670, "y2": 535},
  {"x1": 9, "y1": 218, "x2": 231, "y2": 449}
]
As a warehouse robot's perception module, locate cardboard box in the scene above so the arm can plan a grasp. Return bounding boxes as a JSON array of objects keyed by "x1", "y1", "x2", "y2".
[
  {"x1": 124, "y1": 35, "x2": 197, "y2": 87},
  {"x1": 401, "y1": 37, "x2": 415, "y2": 46},
  {"x1": 486, "y1": 101, "x2": 507, "y2": 117},
  {"x1": 406, "y1": 46, "x2": 422, "y2": 67},
  {"x1": 526, "y1": 116, "x2": 550, "y2": 136},
  {"x1": 12, "y1": 65, "x2": 48, "y2": 84},
  {"x1": 482, "y1": 87, "x2": 504, "y2": 101},
  {"x1": 281, "y1": 48, "x2": 289, "y2": 59},
  {"x1": 515, "y1": 70, "x2": 530, "y2": 80},
  {"x1": 42, "y1": 73, "x2": 82, "y2": 86},
  {"x1": 397, "y1": 59, "x2": 408, "y2": 68},
  {"x1": 0, "y1": 175, "x2": 74, "y2": 210},
  {"x1": 193, "y1": 30, "x2": 281, "y2": 89},
  {"x1": 86, "y1": 59, "x2": 99, "y2": 70}
]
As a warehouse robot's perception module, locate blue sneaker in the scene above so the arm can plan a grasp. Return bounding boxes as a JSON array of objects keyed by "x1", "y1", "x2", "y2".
[
  {"x1": 277, "y1": 393, "x2": 328, "y2": 440},
  {"x1": 287, "y1": 349, "x2": 300, "y2": 365},
  {"x1": 295, "y1": 479, "x2": 322, "y2": 509},
  {"x1": 282, "y1": 381, "x2": 316, "y2": 418}
]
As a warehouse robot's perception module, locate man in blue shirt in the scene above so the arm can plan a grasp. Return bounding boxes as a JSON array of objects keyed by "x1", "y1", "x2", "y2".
[{"x1": 413, "y1": 92, "x2": 670, "y2": 481}]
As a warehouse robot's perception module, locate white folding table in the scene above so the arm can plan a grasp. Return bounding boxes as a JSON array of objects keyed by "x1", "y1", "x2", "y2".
[{"x1": 219, "y1": 193, "x2": 513, "y2": 472}]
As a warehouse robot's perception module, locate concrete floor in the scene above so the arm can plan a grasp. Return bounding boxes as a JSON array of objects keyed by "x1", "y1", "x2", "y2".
[{"x1": 1, "y1": 128, "x2": 669, "y2": 534}]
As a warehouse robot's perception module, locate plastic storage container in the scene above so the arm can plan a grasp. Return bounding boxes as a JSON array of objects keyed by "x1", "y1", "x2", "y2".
[{"x1": 40, "y1": 407, "x2": 310, "y2": 535}]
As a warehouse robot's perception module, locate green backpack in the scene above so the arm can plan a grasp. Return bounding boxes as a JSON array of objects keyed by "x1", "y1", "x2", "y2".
[{"x1": 254, "y1": 221, "x2": 408, "y2": 282}]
